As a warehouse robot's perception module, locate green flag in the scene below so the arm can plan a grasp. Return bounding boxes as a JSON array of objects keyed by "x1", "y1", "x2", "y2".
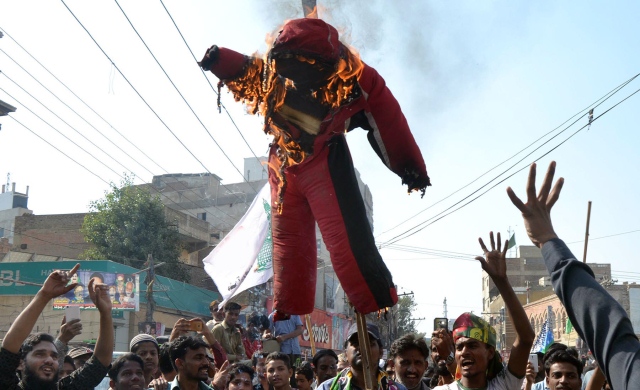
[
  {"x1": 565, "y1": 318, "x2": 573, "y2": 334},
  {"x1": 507, "y1": 233, "x2": 516, "y2": 249}
]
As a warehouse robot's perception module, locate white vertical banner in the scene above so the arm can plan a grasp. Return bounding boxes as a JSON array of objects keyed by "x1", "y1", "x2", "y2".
[{"x1": 203, "y1": 184, "x2": 273, "y2": 305}]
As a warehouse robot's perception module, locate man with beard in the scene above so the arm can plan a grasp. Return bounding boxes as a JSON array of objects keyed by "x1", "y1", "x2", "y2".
[
  {"x1": 429, "y1": 329, "x2": 454, "y2": 387},
  {"x1": 311, "y1": 349, "x2": 338, "y2": 389},
  {"x1": 0, "y1": 264, "x2": 113, "y2": 389},
  {"x1": 319, "y1": 323, "x2": 405, "y2": 390},
  {"x1": 129, "y1": 333, "x2": 160, "y2": 387},
  {"x1": 108, "y1": 353, "x2": 146, "y2": 390},
  {"x1": 389, "y1": 334, "x2": 430, "y2": 390},
  {"x1": 169, "y1": 336, "x2": 214, "y2": 390}
]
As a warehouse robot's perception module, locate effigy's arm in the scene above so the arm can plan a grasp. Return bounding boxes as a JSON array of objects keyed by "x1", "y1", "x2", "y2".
[
  {"x1": 356, "y1": 64, "x2": 430, "y2": 196},
  {"x1": 199, "y1": 45, "x2": 265, "y2": 113}
]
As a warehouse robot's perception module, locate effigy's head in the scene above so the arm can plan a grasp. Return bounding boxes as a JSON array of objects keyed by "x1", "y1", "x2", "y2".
[{"x1": 269, "y1": 18, "x2": 342, "y2": 89}]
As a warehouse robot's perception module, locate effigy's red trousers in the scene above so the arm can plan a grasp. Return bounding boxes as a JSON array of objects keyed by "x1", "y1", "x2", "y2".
[{"x1": 270, "y1": 134, "x2": 397, "y2": 315}]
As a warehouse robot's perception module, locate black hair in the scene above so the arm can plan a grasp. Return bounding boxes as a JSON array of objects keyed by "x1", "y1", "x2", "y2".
[
  {"x1": 252, "y1": 351, "x2": 266, "y2": 367},
  {"x1": 296, "y1": 362, "x2": 314, "y2": 381},
  {"x1": 63, "y1": 355, "x2": 75, "y2": 369},
  {"x1": 90, "y1": 272, "x2": 105, "y2": 282},
  {"x1": 20, "y1": 333, "x2": 57, "y2": 360},
  {"x1": 169, "y1": 336, "x2": 210, "y2": 370},
  {"x1": 389, "y1": 333, "x2": 429, "y2": 360},
  {"x1": 544, "y1": 349, "x2": 583, "y2": 377},
  {"x1": 312, "y1": 349, "x2": 338, "y2": 370},
  {"x1": 224, "y1": 301, "x2": 242, "y2": 312},
  {"x1": 229, "y1": 362, "x2": 256, "y2": 383},
  {"x1": 158, "y1": 343, "x2": 175, "y2": 375},
  {"x1": 108, "y1": 353, "x2": 144, "y2": 381},
  {"x1": 266, "y1": 352, "x2": 291, "y2": 369}
]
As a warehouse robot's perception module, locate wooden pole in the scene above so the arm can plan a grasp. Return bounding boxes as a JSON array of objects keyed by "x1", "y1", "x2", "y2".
[
  {"x1": 583, "y1": 201, "x2": 592, "y2": 263},
  {"x1": 356, "y1": 312, "x2": 375, "y2": 390},
  {"x1": 305, "y1": 314, "x2": 317, "y2": 356}
]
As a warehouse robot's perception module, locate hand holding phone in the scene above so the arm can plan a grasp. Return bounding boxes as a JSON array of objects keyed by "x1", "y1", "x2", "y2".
[
  {"x1": 65, "y1": 306, "x2": 81, "y2": 322},
  {"x1": 528, "y1": 353, "x2": 539, "y2": 372},
  {"x1": 189, "y1": 320, "x2": 203, "y2": 332}
]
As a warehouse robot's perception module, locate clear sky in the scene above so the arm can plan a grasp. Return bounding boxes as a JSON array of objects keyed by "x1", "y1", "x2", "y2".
[{"x1": 1, "y1": 1, "x2": 639, "y2": 336}]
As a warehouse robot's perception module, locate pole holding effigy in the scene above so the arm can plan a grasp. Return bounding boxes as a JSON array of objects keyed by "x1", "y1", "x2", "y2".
[
  {"x1": 356, "y1": 312, "x2": 375, "y2": 390},
  {"x1": 305, "y1": 314, "x2": 316, "y2": 356}
]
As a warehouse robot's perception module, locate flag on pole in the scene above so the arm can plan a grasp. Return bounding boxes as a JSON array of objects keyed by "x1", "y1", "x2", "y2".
[
  {"x1": 507, "y1": 233, "x2": 516, "y2": 250},
  {"x1": 531, "y1": 316, "x2": 554, "y2": 353},
  {"x1": 565, "y1": 318, "x2": 573, "y2": 334},
  {"x1": 203, "y1": 184, "x2": 273, "y2": 306}
]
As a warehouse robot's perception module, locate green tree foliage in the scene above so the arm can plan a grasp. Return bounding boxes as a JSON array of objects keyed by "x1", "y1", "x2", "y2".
[
  {"x1": 81, "y1": 176, "x2": 190, "y2": 282},
  {"x1": 396, "y1": 295, "x2": 418, "y2": 337},
  {"x1": 366, "y1": 294, "x2": 419, "y2": 347}
]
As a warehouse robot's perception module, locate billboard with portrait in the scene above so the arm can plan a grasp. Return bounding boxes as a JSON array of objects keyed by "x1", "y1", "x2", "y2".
[{"x1": 53, "y1": 270, "x2": 139, "y2": 311}]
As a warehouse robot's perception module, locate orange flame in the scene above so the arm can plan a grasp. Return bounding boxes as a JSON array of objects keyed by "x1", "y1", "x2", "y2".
[{"x1": 219, "y1": 33, "x2": 365, "y2": 212}]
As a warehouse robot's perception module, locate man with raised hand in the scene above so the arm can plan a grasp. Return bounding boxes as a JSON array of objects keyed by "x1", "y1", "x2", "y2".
[
  {"x1": 0, "y1": 264, "x2": 114, "y2": 389},
  {"x1": 506, "y1": 161, "x2": 640, "y2": 390},
  {"x1": 434, "y1": 232, "x2": 535, "y2": 390}
]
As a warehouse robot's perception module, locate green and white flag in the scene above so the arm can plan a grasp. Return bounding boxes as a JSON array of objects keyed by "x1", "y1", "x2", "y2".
[
  {"x1": 203, "y1": 184, "x2": 273, "y2": 305},
  {"x1": 507, "y1": 233, "x2": 516, "y2": 250},
  {"x1": 565, "y1": 318, "x2": 573, "y2": 334}
]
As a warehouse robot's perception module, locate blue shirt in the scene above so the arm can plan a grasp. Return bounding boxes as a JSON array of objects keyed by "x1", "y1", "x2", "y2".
[{"x1": 269, "y1": 313, "x2": 303, "y2": 354}]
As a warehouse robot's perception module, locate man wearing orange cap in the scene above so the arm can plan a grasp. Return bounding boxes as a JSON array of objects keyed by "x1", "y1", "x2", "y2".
[{"x1": 433, "y1": 232, "x2": 534, "y2": 390}]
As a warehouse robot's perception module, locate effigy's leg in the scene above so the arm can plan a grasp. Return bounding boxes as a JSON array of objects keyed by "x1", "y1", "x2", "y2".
[
  {"x1": 269, "y1": 156, "x2": 318, "y2": 315},
  {"x1": 303, "y1": 134, "x2": 398, "y2": 314}
]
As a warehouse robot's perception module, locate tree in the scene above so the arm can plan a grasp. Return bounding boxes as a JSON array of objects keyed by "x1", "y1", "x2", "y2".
[
  {"x1": 396, "y1": 295, "x2": 418, "y2": 337},
  {"x1": 366, "y1": 294, "x2": 419, "y2": 347},
  {"x1": 81, "y1": 176, "x2": 190, "y2": 282}
]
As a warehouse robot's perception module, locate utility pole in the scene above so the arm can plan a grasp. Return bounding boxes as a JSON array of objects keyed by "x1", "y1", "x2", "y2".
[{"x1": 145, "y1": 254, "x2": 156, "y2": 323}]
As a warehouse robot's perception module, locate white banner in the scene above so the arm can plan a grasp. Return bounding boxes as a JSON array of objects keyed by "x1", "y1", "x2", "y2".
[{"x1": 203, "y1": 184, "x2": 273, "y2": 305}]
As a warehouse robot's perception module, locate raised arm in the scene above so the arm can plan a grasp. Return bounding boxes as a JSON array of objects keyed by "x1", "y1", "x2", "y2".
[
  {"x1": 2, "y1": 264, "x2": 80, "y2": 353},
  {"x1": 87, "y1": 277, "x2": 114, "y2": 367},
  {"x1": 507, "y1": 161, "x2": 640, "y2": 389},
  {"x1": 475, "y1": 232, "x2": 534, "y2": 377}
]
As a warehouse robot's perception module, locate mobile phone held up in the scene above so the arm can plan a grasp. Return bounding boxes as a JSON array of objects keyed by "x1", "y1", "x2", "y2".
[
  {"x1": 434, "y1": 317, "x2": 448, "y2": 331},
  {"x1": 189, "y1": 321, "x2": 203, "y2": 332}
]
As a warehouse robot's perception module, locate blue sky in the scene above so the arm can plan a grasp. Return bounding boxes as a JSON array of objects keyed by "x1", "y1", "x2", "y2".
[{"x1": 1, "y1": 1, "x2": 639, "y2": 335}]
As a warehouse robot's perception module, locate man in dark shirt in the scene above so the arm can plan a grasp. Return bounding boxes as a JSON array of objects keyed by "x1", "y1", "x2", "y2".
[
  {"x1": 0, "y1": 264, "x2": 113, "y2": 389},
  {"x1": 507, "y1": 161, "x2": 640, "y2": 390}
]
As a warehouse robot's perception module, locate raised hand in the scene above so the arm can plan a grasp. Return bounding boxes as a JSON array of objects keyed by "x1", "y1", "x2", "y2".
[
  {"x1": 41, "y1": 263, "x2": 80, "y2": 300},
  {"x1": 59, "y1": 317, "x2": 82, "y2": 344},
  {"x1": 507, "y1": 161, "x2": 564, "y2": 248},
  {"x1": 88, "y1": 277, "x2": 112, "y2": 313},
  {"x1": 170, "y1": 318, "x2": 191, "y2": 341},
  {"x1": 475, "y1": 231, "x2": 508, "y2": 281},
  {"x1": 212, "y1": 360, "x2": 230, "y2": 390}
]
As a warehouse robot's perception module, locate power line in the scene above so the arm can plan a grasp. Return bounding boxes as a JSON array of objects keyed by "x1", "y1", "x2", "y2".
[
  {"x1": 0, "y1": 25, "x2": 257, "y2": 228},
  {"x1": 377, "y1": 73, "x2": 639, "y2": 240},
  {"x1": 112, "y1": 0, "x2": 260, "y2": 196},
  {"x1": 378, "y1": 76, "x2": 640, "y2": 248},
  {"x1": 157, "y1": 0, "x2": 269, "y2": 180}
]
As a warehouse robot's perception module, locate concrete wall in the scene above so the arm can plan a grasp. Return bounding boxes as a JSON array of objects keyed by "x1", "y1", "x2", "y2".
[{"x1": 12, "y1": 213, "x2": 90, "y2": 258}]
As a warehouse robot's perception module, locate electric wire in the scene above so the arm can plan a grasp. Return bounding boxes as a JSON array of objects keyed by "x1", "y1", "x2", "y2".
[
  {"x1": 59, "y1": 0, "x2": 222, "y2": 191},
  {"x1": 59, "y1": 0, "x2": 256, "y2": 207},
  {"x1": 0, "y1": 27, "x2": 258, "y2": 227},
  {"x1": 112, "y1": 0, "x2": 260, "y2": 196},
  {"x1": 1, "y1": 87, "x2": 127, "y2": 180},
  {"x1": 157, "y1": 0, "x2": 269, "y2": 180},
  {"x1": 378, "y1": 77, "x2": 640, "y2": 248},
  {"x1": 378, "y1": 73, "x2": 639, "y2": 239}
]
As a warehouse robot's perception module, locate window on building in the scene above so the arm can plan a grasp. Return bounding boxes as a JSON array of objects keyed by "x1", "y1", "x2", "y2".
[
  {"x1": 197, "y1": 212, "x2": 207, "y2": 221},
  {"x1": 0, "y1": 227, "x2": 4, "y2": 237}
]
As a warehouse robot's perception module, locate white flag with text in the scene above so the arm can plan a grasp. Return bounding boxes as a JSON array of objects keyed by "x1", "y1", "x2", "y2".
[{"x1": 203, "y1": 184, "x2": 273, "y2": 305}]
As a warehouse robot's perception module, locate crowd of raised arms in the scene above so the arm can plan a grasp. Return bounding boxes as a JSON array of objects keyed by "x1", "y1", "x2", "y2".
[{"x1": 1, "y1": 162, "x2": 638, "y2": 390}]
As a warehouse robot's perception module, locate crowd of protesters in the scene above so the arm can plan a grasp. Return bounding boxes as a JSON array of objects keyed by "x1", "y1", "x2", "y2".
[{"x1": 1, "y1": 162, "x2": 637, "y2": 390}]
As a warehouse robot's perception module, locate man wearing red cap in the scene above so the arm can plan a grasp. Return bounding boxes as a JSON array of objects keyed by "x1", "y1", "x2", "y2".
[
  {"x1": 433, "y1": 232, "x2": 534, "y2": 390},
  {"x1": 199, "y1": 17, "x2": 429, "y2": 317}
]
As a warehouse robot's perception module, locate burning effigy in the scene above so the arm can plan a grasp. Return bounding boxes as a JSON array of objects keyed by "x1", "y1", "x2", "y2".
[{"x1": 199, "y1": 18, "x2": 429, "y2": 316}]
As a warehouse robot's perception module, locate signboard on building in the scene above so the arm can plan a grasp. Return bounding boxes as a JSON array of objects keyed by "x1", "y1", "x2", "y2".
[
  {"x1": 53, "y1": 270, "x2": 139, "y2": 311},
  {"x1": 0, "y1": 261, "x2": 139, "y2": 311}
]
